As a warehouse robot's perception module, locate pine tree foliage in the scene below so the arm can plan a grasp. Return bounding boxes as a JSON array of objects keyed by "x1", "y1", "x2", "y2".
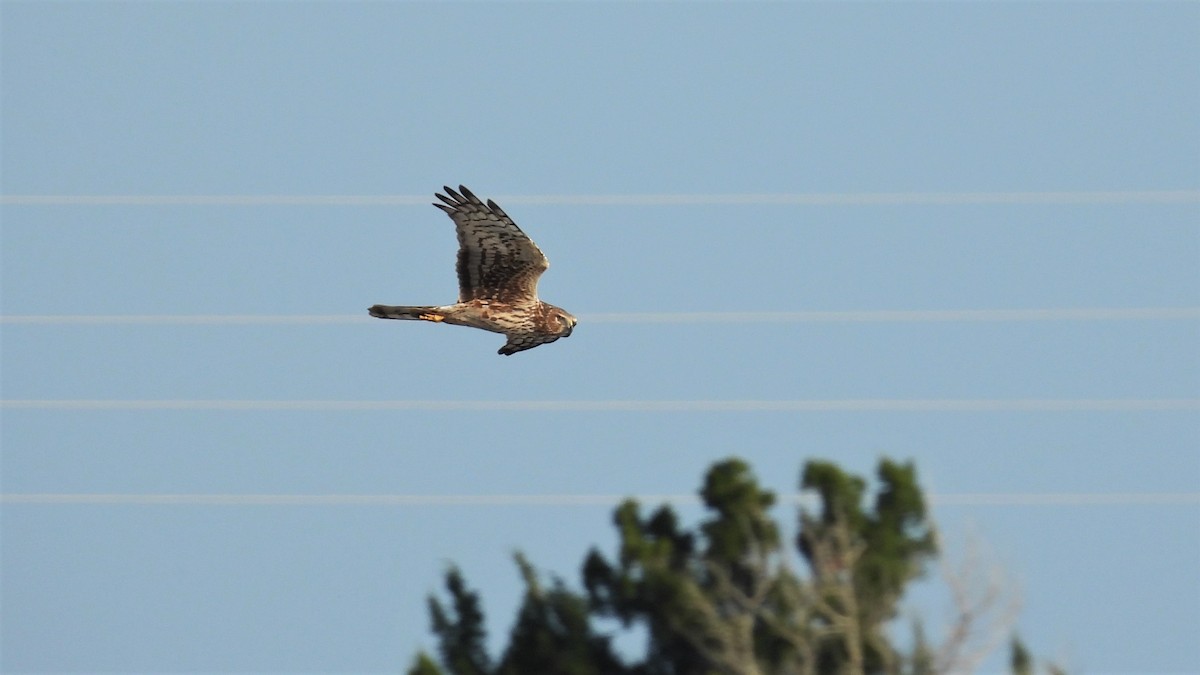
[
  {"x1": 426, "y1": 566, "x2": 491, "y2": 675},
  {"x1": 1006, "y1": 634, "x2": 1067, "y2": 675},
  {"x1": 495, "y1": 553, "x2": 628, "y2": 675},
  {"x1": 408, "y1": 457, "x2": 1059, "y2": 675},
  {"x1": 407, "y1": 652, "x2": 446, "y2": 675},
  {"x1": 1010, "y1": 636, "x2": 1033, "y2": 675},
  {"x1": 908, "y1": 622, "x2": 935, "y2": 675},
  {"x1": 797, "y1": 459, "x2": 937, "y2": 674}
]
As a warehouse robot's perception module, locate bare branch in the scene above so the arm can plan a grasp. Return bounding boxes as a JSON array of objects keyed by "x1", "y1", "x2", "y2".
[{"x1": 933, "y1": 529, "x2": 1023, "y2": 674}]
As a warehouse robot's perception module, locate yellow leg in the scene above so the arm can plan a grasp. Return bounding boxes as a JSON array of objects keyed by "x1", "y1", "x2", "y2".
[{"x1": 418, "y1": 313, "x2": 445, "y2": 322}]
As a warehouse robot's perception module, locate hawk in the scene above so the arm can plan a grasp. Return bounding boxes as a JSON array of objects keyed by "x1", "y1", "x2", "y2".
[{"x1": 368, "y1": 185, "x2": 577, "y2": 355}]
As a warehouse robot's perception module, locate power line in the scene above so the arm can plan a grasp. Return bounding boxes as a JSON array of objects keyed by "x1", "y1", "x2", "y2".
[
  {"x1": 3, "y1": 399, "x2": 1197, "y2": 411},
  {"x1": 2, "y1": 190, "x2": 1197, "y2": 207},
  {"x1": 584, "y1": 308, "x2": 1200, "y2": 324},
  {"x1": 3, "y1": 308, "x2": 1198, "y2": 325},
  {"x1": 0, "y1": 315, "x2": 376, "y2": 325},
  {"x1": 2, "y1": 492, "x2": 1196, "y2": 506}
]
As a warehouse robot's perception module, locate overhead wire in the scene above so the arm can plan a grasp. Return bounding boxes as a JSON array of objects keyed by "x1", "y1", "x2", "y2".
[
  {"x1": 2, "y1": 189, "x2": 1198, "y2": 207},
  {"x1": 2, "y1": 399, "x2": 1197, "y2": 411},
  {"x1": 2, "y1": 308, "x2": 1198, "y2": 325},
  {"x1": 2, "y1": 492, "x2": 1196, "y2": 506}
]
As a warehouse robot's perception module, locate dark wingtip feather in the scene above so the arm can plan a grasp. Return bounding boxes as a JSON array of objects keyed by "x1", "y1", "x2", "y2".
[
  {"x1": 435, "y1": 185, "x2": 500, "y2": 215},
  {"x1": 458, "y1": 185, "x2": 484, "y2": 205},
  {"x1": 486, "y1": 198, "x2": 508, "y2": 216}
]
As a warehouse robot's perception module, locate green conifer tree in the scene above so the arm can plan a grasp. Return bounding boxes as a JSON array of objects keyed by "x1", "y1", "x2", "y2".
[{"x1": 408, "y1": 457, "x2": 1058, "y2": 675}]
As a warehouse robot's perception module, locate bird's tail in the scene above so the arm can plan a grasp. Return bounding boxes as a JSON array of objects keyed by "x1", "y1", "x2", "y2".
[{"x1": 368, "y1": 305, "x2": 444, "y2": 322}]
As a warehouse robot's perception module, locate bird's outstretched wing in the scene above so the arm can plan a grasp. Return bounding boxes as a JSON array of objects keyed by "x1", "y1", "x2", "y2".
[{"x1": 434, "y1": 186, "x2": 549, "y2": 305}]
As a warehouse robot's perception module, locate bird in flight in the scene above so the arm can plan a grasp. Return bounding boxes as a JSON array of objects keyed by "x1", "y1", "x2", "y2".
[{"x1": 369, "y1": 186, "x2": 577, "y2": 355}]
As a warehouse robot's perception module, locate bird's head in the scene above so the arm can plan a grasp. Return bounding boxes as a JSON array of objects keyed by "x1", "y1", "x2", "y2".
[{"x1": 547, "y1": 306, "x2": 577, "y2": 338}]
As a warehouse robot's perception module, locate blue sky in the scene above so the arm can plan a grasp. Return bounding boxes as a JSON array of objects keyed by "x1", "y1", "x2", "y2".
[{"x1": 2, "y1": 2, "x2": 1198, "y2": 673}]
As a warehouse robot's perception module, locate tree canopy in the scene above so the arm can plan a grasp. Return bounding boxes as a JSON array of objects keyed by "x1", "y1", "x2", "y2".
[{"x1": 407, "y1": 457, "x2": 1060, "y2": 675}]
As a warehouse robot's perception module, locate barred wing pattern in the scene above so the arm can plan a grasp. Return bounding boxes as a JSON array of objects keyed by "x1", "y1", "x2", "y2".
[
  {"x1": 368, "y1": 185, "x2": 576, "y2": 356},
  {"x1": 434, "y1": 186, "x2": 549, "y2": 305}
]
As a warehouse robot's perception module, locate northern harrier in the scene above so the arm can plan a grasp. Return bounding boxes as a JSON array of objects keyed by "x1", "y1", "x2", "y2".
[{"x1": 368, "y1": 186, "x2": 577, "y2": 355}]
